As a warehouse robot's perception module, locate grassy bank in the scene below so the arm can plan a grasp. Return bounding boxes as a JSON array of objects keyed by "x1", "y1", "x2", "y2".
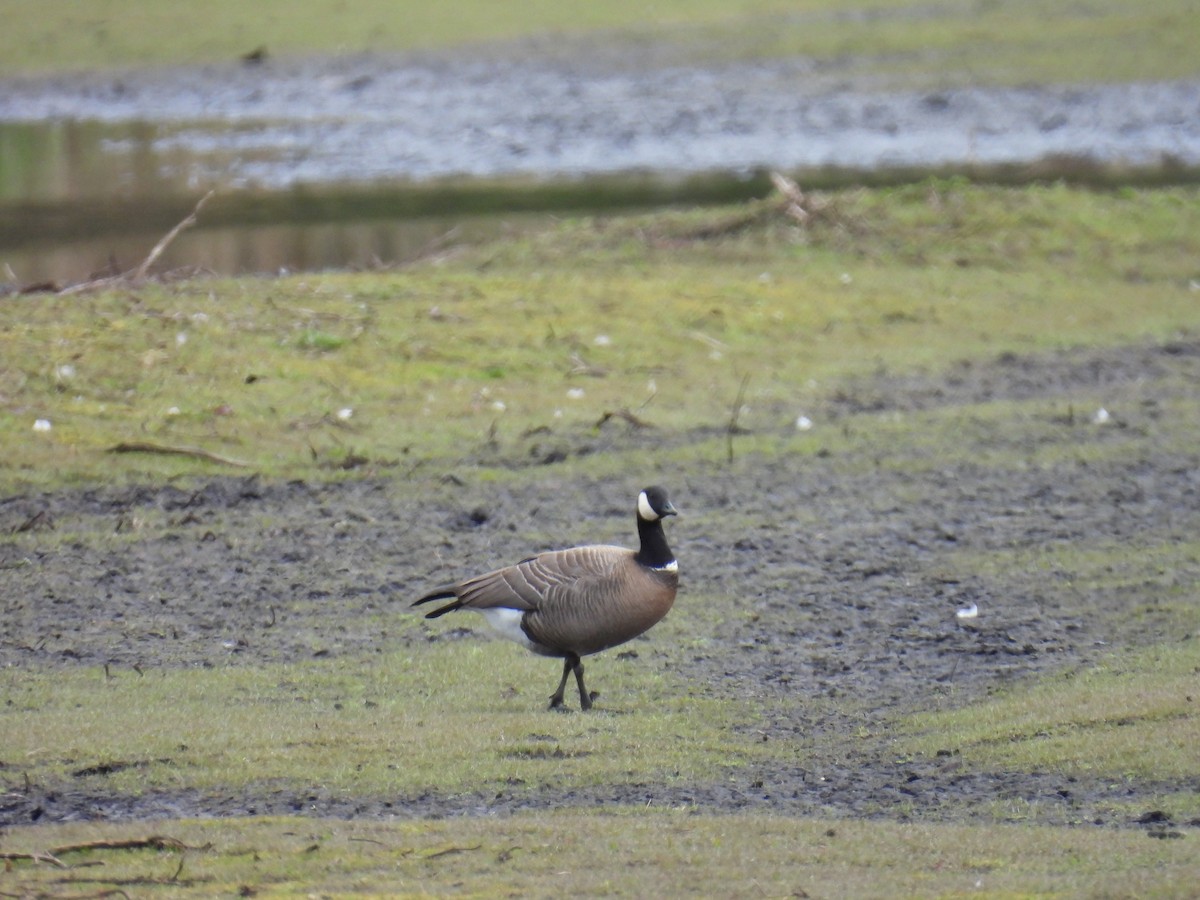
[{"x1": 3, "y1": 181, "x2": 1197, "y2": 488}]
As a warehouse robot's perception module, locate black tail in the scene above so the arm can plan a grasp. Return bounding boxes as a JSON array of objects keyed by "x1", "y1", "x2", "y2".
[{"x1": 412, "y1": 587, "x2": 463, "y2": 619}]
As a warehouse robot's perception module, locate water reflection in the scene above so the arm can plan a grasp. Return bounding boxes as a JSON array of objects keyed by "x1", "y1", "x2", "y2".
[
  {"x1": 0, "y1": 118, "x2": 520, "y2": 282},
  {"x1": 0, "y1": 117, "x2": 768, "y2": 284},
  {"x1": 8, "y1": 217, "x2": 524, "y2": 284},
  {"x1": 0, "y1": 119, "x2": 181, "y2": 202}
]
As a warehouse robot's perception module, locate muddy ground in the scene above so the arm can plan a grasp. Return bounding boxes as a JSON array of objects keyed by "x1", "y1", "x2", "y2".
[{"x1": 3, "y1": 339, "x2": 1199, "y2": 830}]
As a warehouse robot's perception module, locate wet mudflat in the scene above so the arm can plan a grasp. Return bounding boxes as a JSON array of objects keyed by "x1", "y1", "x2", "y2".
[
  {"x1": 3, "y1": 339, "x2": 1198, "y2": 830},
  {"x1": 3, "y1": 55, "x2": 1198, "y2": 188}
]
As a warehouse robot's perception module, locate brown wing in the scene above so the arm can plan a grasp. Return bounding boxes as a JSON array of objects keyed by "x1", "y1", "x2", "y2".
[{"x1": 453, "y1": 545, "x2": 629, "y2": 611}]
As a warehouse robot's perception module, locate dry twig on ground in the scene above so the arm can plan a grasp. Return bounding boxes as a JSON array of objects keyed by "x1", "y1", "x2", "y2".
[
  {"x1": 727, "y1": 373, "x2": 752, "y2": 464},
  {"x1": 595, "y1": 408, "x2": 653, "y2": 429},
  {"x1": 0, "y1": 850, "x2": 68, "y2": 869},
  {"x1": 107, "y1": 441, "x2": 250, "y2": 468},
  {"x1": 49, "y1": 836, "x2": 209, "y2": 855},
  {"x1": 132, "y1": 190, "x2": 216, "y2": 281},
  {"x1": 658, "y1": 170, "x2": 836, "y2": 244},
  {"x1": 56, "y1": 190, "x2": 216, "y2": 296}
]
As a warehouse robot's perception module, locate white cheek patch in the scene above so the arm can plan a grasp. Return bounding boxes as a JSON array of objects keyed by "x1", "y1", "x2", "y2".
[
  {"x1": 637, "y1": 491, "x2": 659, "y2": 521},
  {"x1": 652, "y1": 560, "x2": 679, "y2": 574},
  {"x1": 479, "y1": 607, "x2": 537, "y2": 650}
]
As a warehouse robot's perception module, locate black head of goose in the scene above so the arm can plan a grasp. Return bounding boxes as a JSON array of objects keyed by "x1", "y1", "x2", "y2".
[{"x1": 413, "y1": 486, "x2": 679, "y2": 710}]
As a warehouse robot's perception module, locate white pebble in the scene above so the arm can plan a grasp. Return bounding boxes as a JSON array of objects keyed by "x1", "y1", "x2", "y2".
[
  {"x1": 166, "y1": 406, "x2": 181, "y2": 416},
  {"x1": 336, "y1": 407, "x2": 354, "y2": 420},
  {"x1": 490, "y1": 400, "x2": 507, "y2": 412},
  {"x1": 593, "y1": 334, "x2": 612, "y2": 346},
  {"x1": 956, "y1": 603, "x2": 979, "y2": 619},
  {"x1": 33, "y1": 418, "x2": 52, "y2": 432},
  {"x1": 796, "y1": 415, "x2": 813, "y2": 431},
  {"x1": 55, "y1": 364, "x2": 76, "y2": 380},
  {"x1": 567, "y1": 388, "x2": 585, "y2": 400},
  {"x1": 1092, "y1": 407, "x2": 1110, "y2": 424}
]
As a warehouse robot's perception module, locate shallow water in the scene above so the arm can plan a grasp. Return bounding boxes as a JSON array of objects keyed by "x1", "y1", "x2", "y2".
[
  {"x1": 2, "y1": 55, "x2": 1198, "y2": 283},
  {"x1": 0, "y1": 118, "x2": 768, "y2": 283}
]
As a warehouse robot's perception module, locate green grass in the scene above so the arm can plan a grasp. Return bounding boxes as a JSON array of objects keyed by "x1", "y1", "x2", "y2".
[
  {"x1": 3, "y1": 182, "x2": 1198, "y2": 489},
  {"x1": 2, "y1": 813, "x2": 1197, "y2": 897},
  {"x1": 902, "y1": 639, "x2": 1200, "y2": 782},
  {"x1": 0, "y1": 0, "x2": 1196, "y2": 85},
  {"x1": 0, "y1": 638, "x2": 761, "y2": 797}
]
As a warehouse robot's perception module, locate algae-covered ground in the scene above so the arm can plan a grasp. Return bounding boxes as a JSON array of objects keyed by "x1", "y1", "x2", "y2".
[{"x1": 2, "y1": 183, "x2": 1200, "y2": 895}]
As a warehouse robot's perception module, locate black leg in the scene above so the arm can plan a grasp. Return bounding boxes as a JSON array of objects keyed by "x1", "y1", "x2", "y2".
[
  {"x1": 549, "y1": 656, "x2": 573, "y2": 709},
  {"x1": 571, "y1": 655, "x2": 598, "y2": 711}
]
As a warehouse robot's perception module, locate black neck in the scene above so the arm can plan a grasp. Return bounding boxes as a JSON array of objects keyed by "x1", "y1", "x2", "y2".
[{"x1": 636, "y1": 516, "x2": 675, "y2": 569}]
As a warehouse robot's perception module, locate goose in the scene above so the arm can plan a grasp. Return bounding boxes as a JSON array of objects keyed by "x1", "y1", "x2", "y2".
[{"x1": 413, "y1": 486, "x2": 679, "y2": 710}]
